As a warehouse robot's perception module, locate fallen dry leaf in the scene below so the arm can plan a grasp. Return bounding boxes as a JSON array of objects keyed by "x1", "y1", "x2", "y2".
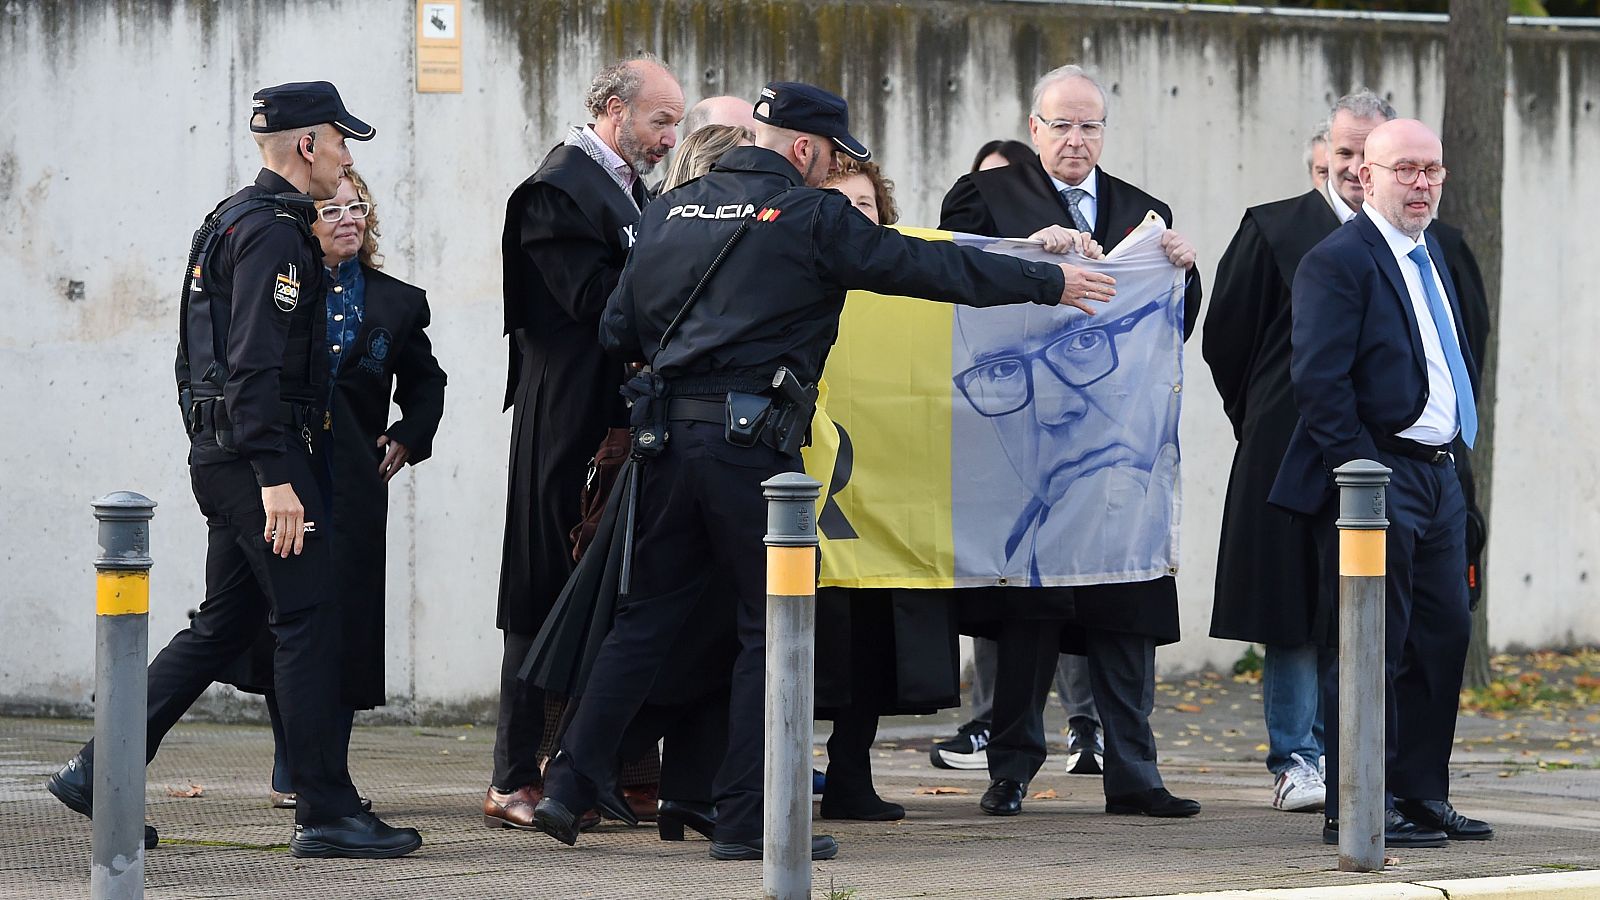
[
  {"x1": 1174, "y1": 703, "x2": 1202, "y2": 713},
  {"x1": 1255, "y1": 743, "x2": 1270, "y2": 752},
  {"x1": 167, "y1": 783, "x2": 204, "y2": 798},
  {"x1": 914, "y1": 786, "x2": 971, "y2": 795},
  {"x1": 1030, "y1": 788, "x2": 1058, "y2": 800}
]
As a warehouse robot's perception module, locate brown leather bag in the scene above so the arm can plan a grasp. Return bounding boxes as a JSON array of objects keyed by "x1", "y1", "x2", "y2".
[{"x1": 569, "y1": 427, "x2": 632, "y2": 562}]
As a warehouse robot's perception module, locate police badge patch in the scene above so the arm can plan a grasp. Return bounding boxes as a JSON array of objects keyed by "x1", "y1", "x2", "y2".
[{"x1": 273, "y1": 263, "x2": 300, "y2": 312}]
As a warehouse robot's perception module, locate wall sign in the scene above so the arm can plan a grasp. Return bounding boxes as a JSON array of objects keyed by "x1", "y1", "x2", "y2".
[{"x1": 417, "y1": 1, "x2": 462, "y2": 93}]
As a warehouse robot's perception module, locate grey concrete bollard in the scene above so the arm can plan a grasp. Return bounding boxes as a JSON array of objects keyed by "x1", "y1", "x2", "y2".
[
  {"x1": 1333, "y1": 461, "x2": 1390, "y2": 874},
  {"x1": 90, "y1": 491, "x2": 156, "y2": 900},
  {"x1": 761, "y1": 472, "x2": 822, "y2": 900}
]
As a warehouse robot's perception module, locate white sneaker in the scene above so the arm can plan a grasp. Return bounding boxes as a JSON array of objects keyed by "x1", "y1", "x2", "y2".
[{"x1": 1271, "y1": 753, "x2": 1326, "y2": 812}]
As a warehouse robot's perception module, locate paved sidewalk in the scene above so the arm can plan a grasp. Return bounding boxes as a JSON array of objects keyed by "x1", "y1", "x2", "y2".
[{"x1": 3, "y1": 666, "x2": 1597, "y2": 899}]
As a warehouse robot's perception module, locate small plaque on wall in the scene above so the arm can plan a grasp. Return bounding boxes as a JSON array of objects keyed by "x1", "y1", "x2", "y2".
[{"x1": 417, "y1": 1, "x2": 462, "y2": 93}]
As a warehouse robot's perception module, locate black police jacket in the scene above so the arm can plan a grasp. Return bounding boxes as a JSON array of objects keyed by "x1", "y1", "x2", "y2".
[
  {"x1": 180, "y1": 169, "x2": 326, "y2": 487},
  {"x1": 599, "y1": 146, "x2": 1066, "y2": 383}
]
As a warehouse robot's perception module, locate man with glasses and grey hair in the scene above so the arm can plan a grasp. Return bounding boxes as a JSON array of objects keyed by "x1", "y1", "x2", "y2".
[
  {"x1": 933, "y1": 63, "x2": 1203, "y2": 821},
  {"x1": 1203, "y1": 89, "x2": 1489, "y2": 821}
]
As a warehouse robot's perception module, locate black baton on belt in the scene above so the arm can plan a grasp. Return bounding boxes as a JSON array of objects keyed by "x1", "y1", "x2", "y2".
[{"x1": 617, "y1": 458, "x2": 641, "y2": 596}]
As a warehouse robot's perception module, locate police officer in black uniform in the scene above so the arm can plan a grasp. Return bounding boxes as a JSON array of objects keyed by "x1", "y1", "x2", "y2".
[
  {"x1": 47, "y1": 82, "x2": 421, "y2": 860},
  {"x1": 532, "y1": 81, "x2": 1116, "y2": 860}
]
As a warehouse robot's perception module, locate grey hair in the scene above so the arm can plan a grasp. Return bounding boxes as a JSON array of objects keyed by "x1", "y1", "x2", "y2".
[
  {"x1": 1304, "y1": 120, "x2": 1329, "y2": 174},
  {"x1": 584, "y1": 53, "x2": 672, "y2": 119},
  {"x1": 1030, "y1": 65, "x2": 1109, "y2": 121},
  {"x1": 1327, "y1": 88, "x2": 1396, "y2": 133}
]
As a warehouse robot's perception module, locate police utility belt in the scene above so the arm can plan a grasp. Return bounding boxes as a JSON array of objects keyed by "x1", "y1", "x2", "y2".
[
  {"x1": 185, "y1": 395, "x2": 319, "y2": 454},
  {"x1": 624, "y1": 369, "x2": 817, "y2": 459}
]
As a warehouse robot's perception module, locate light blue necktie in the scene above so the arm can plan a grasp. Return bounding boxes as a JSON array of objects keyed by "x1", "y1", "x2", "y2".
[
  {"x1": 1407, "y1": 244, "x2": 1477, "y2": 448},
  {"x1": 1060, "y1": 188, "x2": 1092, "y2": 233}
]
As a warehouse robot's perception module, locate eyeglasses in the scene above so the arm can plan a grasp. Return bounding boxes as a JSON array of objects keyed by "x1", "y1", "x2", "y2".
[
  {"x1": 1031, "y1": 116, "x2": 1106, "y2": 141},
  {"x1": 316, "y1": 201, "x2": 371, "y2": 223},
  {"x1": 1368, "y1": 162, "x2": 1448, "y2": 186},
  {"x1": 954, "y1": 299, "x2": 1164, "y2": 418}
]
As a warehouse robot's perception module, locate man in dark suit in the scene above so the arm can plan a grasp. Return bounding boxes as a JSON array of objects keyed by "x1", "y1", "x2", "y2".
[
  {"x1": 1270, "y1": 118, "x2": 1493, "y2": 848},
  {"x1": 488, "y1": 55, "x2": 684, "y2": 829},
  {"x1": 1204, "y1": 91, "x2": 1491, "y2": 816},
  {"x1": 937, "y1": 64, "x2": 1203, "y2": 819}
]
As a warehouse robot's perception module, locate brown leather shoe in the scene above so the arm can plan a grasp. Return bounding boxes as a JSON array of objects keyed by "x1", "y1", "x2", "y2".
[
  {"x1": 483, "y1": 784, "x2": 542, "y2": 830},
  {"x1": 623, "y1": 783, "x2": 660, "y2": 823}
]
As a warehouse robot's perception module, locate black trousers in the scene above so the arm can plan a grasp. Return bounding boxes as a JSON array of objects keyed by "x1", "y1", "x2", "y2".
[
  {"x1": 988, "y1": 621, "x2": 1163, "y2": 797},
  {"x1": 544, "y1": 422, "x2": 792, "y2": 842},
  {"x1": 1319, "y1": 452, "x2": 1470, "y2": 812},
  {"x1": 493, "y1": 630, "x2": 546, "y2": 791},
  {"x1": 81, "y1": 457, "x2": 360, "y2": 825}
]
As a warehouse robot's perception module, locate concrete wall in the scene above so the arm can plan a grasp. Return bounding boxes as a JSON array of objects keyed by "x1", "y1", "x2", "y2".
[{"x1": 2, "y1": 1, "x2": 1596, "y2": 718}]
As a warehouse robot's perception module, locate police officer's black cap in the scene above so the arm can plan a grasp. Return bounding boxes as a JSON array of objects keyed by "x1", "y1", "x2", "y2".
[
  {"x1": 752, "y1": 82, "x2": 870, "y2": 162},
  {"x1": 250, "y1": 81, "x2": 375, "y2": 141}
]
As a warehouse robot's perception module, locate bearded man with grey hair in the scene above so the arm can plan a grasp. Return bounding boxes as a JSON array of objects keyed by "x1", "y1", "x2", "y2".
[{"x1": 487, "y1": 55, "x2": 684, "y2": 830}]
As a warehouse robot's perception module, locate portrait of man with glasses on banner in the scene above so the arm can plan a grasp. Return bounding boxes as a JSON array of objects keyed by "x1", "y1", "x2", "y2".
[{"x1": 950, "y1": 232, "x2": 1184, "y2": 585}]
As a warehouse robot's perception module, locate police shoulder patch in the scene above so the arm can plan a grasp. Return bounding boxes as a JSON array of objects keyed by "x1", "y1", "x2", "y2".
[{"x1": 273, "y1": 263, "x2": 300, "y2": 312}]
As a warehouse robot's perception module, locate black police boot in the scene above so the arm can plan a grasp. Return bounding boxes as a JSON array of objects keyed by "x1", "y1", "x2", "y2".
[
  {"x1": 289, "y1": 811, "x2": 421, "y2": 859},
  {"x1": 47, "y1": 754, "x2": 94, "y2": 818},
  {"x1": 50, "y1": 754, "x2": 159, "y2": 850},
  {"x1": 532, "y1": 796, "x2": 582, "y2": 846}
]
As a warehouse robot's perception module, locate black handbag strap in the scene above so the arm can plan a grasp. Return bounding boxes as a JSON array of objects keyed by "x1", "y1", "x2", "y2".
[{"x1": 658, "y1": 187, "x2": 795, "y2": 351}]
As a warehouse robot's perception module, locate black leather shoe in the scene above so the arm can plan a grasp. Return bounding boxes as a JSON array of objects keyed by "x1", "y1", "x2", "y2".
[
  {"x1": 532, "y1": 797, "x2": 582, "y2": 846},
  {"x1": 980, "y1": 778, "x2": 1025, "y2": 816},
  {"x1": 710, "y1": 834, "x2": 839, "y2": 861},
  {"x1": 289, "y1": 811, "x2": 421, "y2": 859},
  {"x1": 47, "y1": 754, "x2": 93, "y2": 818},
  {"x1": 656, "y1": 800, "x2": 716, "y2": 841},
  {"x1": 1394, "y1": 798, "x2": 1494, "y2": 841},
  {"x1": 1106, "y1": 787, "x2": 1201, "y2": 818},
  {"x1": 50, "y1": 755, "x2": 158, "y2": 850},
  {"x1": 1322, "y1": 809, "x2": 1448, "y2": 848}
]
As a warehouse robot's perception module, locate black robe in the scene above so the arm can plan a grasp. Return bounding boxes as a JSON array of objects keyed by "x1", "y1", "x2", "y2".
[
  {"x1": 1202, "y1": 189, "x2": 1489, "y2": 645},
  {"x1": 498, "y1": 144, "x2": 642, "y2": 635},
  {"x1": 225, "y1": 265, "x2": 447, "y2": 708},
  {"x1": 934, "y1": 157, "x2": 1200, "y2": 646}
]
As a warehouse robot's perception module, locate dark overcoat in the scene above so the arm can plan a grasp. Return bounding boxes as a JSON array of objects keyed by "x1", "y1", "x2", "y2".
[
  {"x1": 935, "y1": 157, "x2": 1201, "y2": 647},
  {"x1": 225, "y1": 264, "x2": 446, "y2": 708},
  {"x1": 498, "y1": 144, "x2": 642, "y2": 635},
  {"x1": 1203, "y1": 190, "x2": 1488, "y2": 645}
]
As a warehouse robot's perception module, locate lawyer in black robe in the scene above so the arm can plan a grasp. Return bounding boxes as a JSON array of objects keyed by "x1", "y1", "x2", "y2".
[
  {"x1": 938, "y1": 155, "x2": 1199, "y2": 643},
  {"x1": 1203, "y1": 189, "x2": 1489, "y2": 649},
  {"x1": 935, "y1": 152, "x2": 1201, "y2": 806},
  {"x1": 493, "y1": 136, "x2": 647, "y2": 802}
]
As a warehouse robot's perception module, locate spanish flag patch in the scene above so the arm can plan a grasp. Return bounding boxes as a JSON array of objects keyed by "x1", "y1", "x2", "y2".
[{"x1": 756, "y1": 207, "x2": 783, "y2": 222}]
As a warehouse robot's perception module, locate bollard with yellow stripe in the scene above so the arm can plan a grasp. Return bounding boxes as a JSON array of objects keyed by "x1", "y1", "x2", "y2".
[
  {"x1": 1331, "y1": 460, "x2": 1391, "y2": 875},
  {"x1": 90, "y1": 491, "x2": 156, "y2": 900},
  {"x1": 760, "y1": 472, "x2": 823, "y2": 900}
]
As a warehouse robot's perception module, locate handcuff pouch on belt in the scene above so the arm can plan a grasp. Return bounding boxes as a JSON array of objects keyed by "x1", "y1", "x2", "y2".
[
  {"x1": 621, "y1": 370, "x2": 669, "y2": 458},
  {"x1": 724, "y1": 392, "x2": 774, "y2": 447}
]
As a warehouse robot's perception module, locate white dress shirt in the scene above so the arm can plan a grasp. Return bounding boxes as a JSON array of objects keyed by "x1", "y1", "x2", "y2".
[
  {"x1": 1049, "y1": 167, "x2": 1099, "y2": 231},
  {"x1": 1361, "y1": 204, "x2": 1460, "y2": 446},
  {"x1": 1326, "y1": 178, "x2": 1357, "y2": 223}
]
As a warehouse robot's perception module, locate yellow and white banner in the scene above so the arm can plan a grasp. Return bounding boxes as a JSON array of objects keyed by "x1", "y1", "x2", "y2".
[{"x1": 803, "y1": 216, "x2": 1185, "y2": 589}]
